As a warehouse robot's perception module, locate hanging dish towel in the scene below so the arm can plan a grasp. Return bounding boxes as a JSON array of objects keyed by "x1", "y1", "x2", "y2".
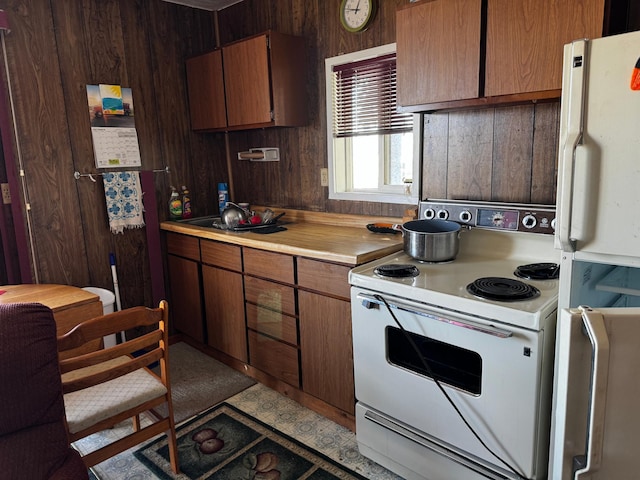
[{"x1": 103, "y1": 171, "x2": 145, "y2": 234}]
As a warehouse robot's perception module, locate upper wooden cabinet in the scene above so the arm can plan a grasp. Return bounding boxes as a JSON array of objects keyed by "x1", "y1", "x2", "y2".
[
  {"x1": 485, "y1": 0, "x2": 605, "y2": 97},
  {"x1": 396, "y1": 0, "x2": 482, "y2": 107},
  {"x1": 186, "y1": 49, "x2": 227, "y2": 131},
  {"x1": 397, "y1": 0, "x2": 605, "y2": 111},
  {"x1": 186, "y1": 31, "x2": 307, "y2": 132}
]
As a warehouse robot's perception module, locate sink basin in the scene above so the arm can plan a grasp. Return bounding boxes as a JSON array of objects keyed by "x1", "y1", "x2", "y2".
[{"x1": 177, "y1": 215, "x2": 223, "y2": 228}]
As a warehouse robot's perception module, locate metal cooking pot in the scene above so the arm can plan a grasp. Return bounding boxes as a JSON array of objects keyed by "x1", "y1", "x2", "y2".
[
  {"x1": 221, "y1": 202, "x2": 248, "y2": 227},
  {"x1": 402, "y1": 219, "x2": 462, "y2": 262}
]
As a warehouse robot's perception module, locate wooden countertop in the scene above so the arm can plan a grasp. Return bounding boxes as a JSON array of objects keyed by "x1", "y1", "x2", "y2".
[{"x1": 160, "y1": 208, "x2": 405, "y2": 265}]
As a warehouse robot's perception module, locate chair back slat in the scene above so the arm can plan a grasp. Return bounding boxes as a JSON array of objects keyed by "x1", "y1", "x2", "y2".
[
  {"x1": 57, "y1": 306, "x2": 164, "y2": 351},
  {"x1": 59, "y1": 330, "x2": 162, "y2": 374}
]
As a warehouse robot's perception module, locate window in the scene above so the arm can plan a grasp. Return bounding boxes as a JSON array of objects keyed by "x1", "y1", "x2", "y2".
[{"x1": 326, "y1": 43, "x2": 420, "y2": 204}]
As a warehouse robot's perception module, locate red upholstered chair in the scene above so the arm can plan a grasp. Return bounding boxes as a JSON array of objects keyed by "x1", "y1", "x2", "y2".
[{"x1": 0, "y1": 302, "x2": 89, "y2": 480}]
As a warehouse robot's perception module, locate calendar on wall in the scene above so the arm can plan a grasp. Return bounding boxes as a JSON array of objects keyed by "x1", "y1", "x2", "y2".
[{"x1": 86, "y1": 84, "x2": 142, "y2": 168}]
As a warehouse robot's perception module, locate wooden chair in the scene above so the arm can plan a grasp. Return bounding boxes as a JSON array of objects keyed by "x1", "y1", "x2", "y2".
[{"x1": 57, "y1": 300, "x2": 179, "y2": 474}]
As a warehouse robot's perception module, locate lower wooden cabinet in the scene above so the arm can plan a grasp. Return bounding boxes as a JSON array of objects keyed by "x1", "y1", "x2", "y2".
[
  {"x1": 299, "y1": 290, "x2": 355, "y2": 414},
  {"x1": 167, "y1": 254, "x2": 204, "y2": 342},
  {"x1": 202, "y1": 264, "x2": 247, "y2": 362},
  {"x1": 165, "y1": 233, "x2": 359, "y2": 424}
]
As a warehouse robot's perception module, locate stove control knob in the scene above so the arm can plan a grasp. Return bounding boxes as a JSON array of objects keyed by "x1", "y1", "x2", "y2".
[
  {"x1": 423, "y1": 208, "x2": 436, "y2": 220},
  {"x1": 551, "y1": 217, "x2": 556, "y2": 230},
  {"x1": 436, "y1": 209, "x2": 449, "y2": 220},
  {"x1": 522, "y1": 214, "x2": 537, "y2": 229},
  {"x1": 459, "y1": 210, "x2": 472, "y2": 223}
]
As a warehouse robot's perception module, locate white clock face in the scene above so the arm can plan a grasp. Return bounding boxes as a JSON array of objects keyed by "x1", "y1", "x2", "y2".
[{"x1": 342, "y1": 0, "x2": 372, "y2": 30}]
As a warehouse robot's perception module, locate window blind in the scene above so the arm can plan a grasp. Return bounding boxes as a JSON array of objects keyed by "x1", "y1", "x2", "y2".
[{"x1": 332, "y1": 53, "x2": 413, "y2": 138}]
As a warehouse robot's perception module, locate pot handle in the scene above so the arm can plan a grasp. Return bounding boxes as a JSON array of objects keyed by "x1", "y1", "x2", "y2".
[{"x1": 366, "y1": 223, "x2": 402, "y2": 234}]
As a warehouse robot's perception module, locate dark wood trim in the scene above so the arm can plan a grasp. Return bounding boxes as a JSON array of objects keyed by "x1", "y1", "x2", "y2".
[{"x1": 398, "y1": 89, "x2": 562, "y2": 114}]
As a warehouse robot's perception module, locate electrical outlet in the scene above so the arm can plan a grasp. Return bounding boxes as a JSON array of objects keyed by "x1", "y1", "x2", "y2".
[
  {"x1": 1, "y1": 183, "x2": 11, "y2": 204},
  {"x1": 320, "y1": 168, "x2": 329, "y2": 187}
]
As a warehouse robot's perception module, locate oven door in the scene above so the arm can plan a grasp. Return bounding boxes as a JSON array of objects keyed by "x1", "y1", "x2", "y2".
[{"x1": 351, "y1": 287, "x2": 552, "y2": 480}]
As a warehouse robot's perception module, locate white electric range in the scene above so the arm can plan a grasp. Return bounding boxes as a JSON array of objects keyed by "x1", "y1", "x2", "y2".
[{"x1": 349, "y1": 200, "x2": 560, "y2": 480}]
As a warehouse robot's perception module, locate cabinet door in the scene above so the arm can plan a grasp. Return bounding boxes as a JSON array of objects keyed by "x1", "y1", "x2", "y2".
[
  {"x1": 299, "y1": 291, "x2": 354, "y2": 414},
  {"x1": 485, "y1": 0, "x2": 605, "y2": 97},
  {"x1": 167, "y1": 255, "x2": 204, "y2": 342},
  {"x1": 396, "y1": 0, "x2": 482, "y2": 106},
  {"x1": 186, "y1": 49, "x2": 227, "y2": 130},
  {"x1": 202, "y1": 265, "x2": 247, "y2": 362},
  {"x1": 223, "y1": 34, "x2": 272, "y2": 127}
]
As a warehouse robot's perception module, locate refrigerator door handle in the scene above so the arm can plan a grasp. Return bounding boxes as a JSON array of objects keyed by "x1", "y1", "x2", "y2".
[
  {"x1": 574, "y1": 306, "x2": 610, "y2": 479},
  {"x1": 558, "y1": 40, "x2": 588, "y2": 252}
]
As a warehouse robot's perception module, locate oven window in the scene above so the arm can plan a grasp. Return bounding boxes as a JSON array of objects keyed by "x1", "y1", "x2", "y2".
[{"x1": 386, "y1": 326, "x2": 483, "y2": 395}]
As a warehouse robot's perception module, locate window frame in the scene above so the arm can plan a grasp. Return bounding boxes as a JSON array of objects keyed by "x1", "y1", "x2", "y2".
[{"x1": 325, "y1": 43, "x2": 421, "y2": 204}]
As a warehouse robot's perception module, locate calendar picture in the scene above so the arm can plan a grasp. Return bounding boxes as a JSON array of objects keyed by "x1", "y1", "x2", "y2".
[{"x1": 86, "y1": 84, "x2": 141, "y2": 168}]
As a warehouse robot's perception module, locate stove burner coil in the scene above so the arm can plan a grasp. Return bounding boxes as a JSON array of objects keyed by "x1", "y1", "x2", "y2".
[
  {"x1": 374, "y1": 264, "x2": 420, "y2": 278},
  {"x1": 467, "y1": 277, "x2": 540, "y2": 301},
  {"x1": 514, "y1": 262, "x2": 560, "y2": 280}
]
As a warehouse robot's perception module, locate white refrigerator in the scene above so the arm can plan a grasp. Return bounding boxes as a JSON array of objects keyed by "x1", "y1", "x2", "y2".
[{"x1": 549, "y1": 29, "x2": 640, "y2": 479}]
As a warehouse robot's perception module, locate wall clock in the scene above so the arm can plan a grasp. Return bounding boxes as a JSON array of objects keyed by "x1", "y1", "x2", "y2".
[{"x1": 340, "y1": 0, "x2": 377, "y2": 33}]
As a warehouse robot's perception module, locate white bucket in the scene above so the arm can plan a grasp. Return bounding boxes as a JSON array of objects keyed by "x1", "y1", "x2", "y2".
[{"x1": 82, "y1": 287, "x2": 117, "y2": 347}]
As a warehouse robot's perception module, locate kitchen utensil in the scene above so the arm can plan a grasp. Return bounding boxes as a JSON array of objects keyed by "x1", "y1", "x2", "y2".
[
  {"x1": 261, "y1": 208, "x2": 275, "y2": 223},
  {"x1": 402, "y1": 219, "x2": 462, "y2": 262}
]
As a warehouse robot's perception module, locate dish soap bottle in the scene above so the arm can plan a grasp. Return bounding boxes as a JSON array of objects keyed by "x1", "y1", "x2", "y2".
[
  {"x1": 181, "y1": 185, "x2": 192, "y2": 219},
  {"x1": 168, "y1": 186, "x2": 182, "y2": 220}
]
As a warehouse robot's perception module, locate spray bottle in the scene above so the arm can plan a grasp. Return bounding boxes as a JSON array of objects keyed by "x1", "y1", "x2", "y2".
[
  {"x1": 181, "y1": 185, "x2": 192, "y2": 219},
  {"x1": 168, "y1": 186, "x2": 182, "y2": 220}
]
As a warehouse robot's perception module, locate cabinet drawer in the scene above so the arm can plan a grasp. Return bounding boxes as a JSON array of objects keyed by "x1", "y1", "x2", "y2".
[
  {"x1": 244, "y1": 276, "x2": 296, "y2": 316},
  {"x1": 297, "y1": 258, "x2": 351, "y2": 300},
  {"x1": 166, "y1": 232, "x2": 200, "y2": 261},
  {"x1": 201, "y1": 239, "x2": 242, "y2": 272},
  {"x1": 246, "y1": 303, "x2": 297, "y2": 345},
  {"x1": 244, "y1": 248, "x2": 294, "y2": 284},
  {"x1": 248, "y1": 330, "x2": 299, "y2": 387}
]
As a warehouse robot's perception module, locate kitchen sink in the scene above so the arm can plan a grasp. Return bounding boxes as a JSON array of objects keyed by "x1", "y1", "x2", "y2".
[{"x1": 177, "y1": 215, "x2": 223, "y2": 228}]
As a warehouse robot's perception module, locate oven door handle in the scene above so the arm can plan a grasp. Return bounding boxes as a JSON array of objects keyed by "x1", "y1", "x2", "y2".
[{"x1": 357, "y1": 293, "x2": 514, "y2": 339}]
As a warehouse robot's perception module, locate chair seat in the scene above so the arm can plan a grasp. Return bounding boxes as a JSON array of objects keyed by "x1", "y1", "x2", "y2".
[{"x1": 64, "y1": 357, "x2": 167, "y2": 435}]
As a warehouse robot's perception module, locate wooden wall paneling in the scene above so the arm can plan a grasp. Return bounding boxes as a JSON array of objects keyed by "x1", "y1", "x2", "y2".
[
  {"x1": 119, "y1": 0, "x2": 165, "y2": 188},
  {"x1": 291, "y1": 2, "x2": 320, "y2": 211},
  {"x1": 216, "y1": 0, "x2": 410, "y2": 218},
  {"x1": 53, "y1": 0, "x2": 133, "y2": 296},
  {"x1": 446, "y1": 110, "x2": 494, "y2": 200},
  {"x1": 217, "y1": 0, "x2": 272, "y2": 44},
  {"x1": 490, "y1": 105, "x2": 534, "y2": 203},
  {"x1": 422, "y1": 113, "x2": 449, "y2": 200},
  {"x1": 2, "y1": 0, "x2": 92, "y2": 285},
  {"x1": 157, "y1": 4, "x2": 225, "y2": 219},
  {"x1": 146, "y1": 2, "x2": 194, "y2": 195},
  {"x1": 376, "y1": 0, "x2": 404, "y2": 46},
  {"x1": 85, "y1": 0, "x2": 150, "y2": 308},
  {"x1": 531, "y1": 102, "x2": 560, "y2": 205},
  {"x1": 276, "y1": 127, "x2": 300, "y2": 208}
]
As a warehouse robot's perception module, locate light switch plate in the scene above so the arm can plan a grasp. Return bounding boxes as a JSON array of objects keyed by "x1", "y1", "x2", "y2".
[
  {"x1": 1, "y1": 183, "x2": 11, "y2": 204},
  {"x1": 320, "y1": 168, "x2": 329, "y2": 187}
]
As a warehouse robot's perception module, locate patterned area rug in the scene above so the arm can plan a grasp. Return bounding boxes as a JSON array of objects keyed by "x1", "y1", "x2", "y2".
[
  {"x1": 134, "y1": 402, "x2": 368, "y2": 479},
  {"x1": 79, "y1": 384, "x2": 403, "y2": 479}
]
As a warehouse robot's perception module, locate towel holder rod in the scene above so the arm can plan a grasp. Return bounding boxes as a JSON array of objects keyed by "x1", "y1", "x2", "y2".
[{"x1": 74, "y1": 166, "x2": 170, "y2": 182}]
